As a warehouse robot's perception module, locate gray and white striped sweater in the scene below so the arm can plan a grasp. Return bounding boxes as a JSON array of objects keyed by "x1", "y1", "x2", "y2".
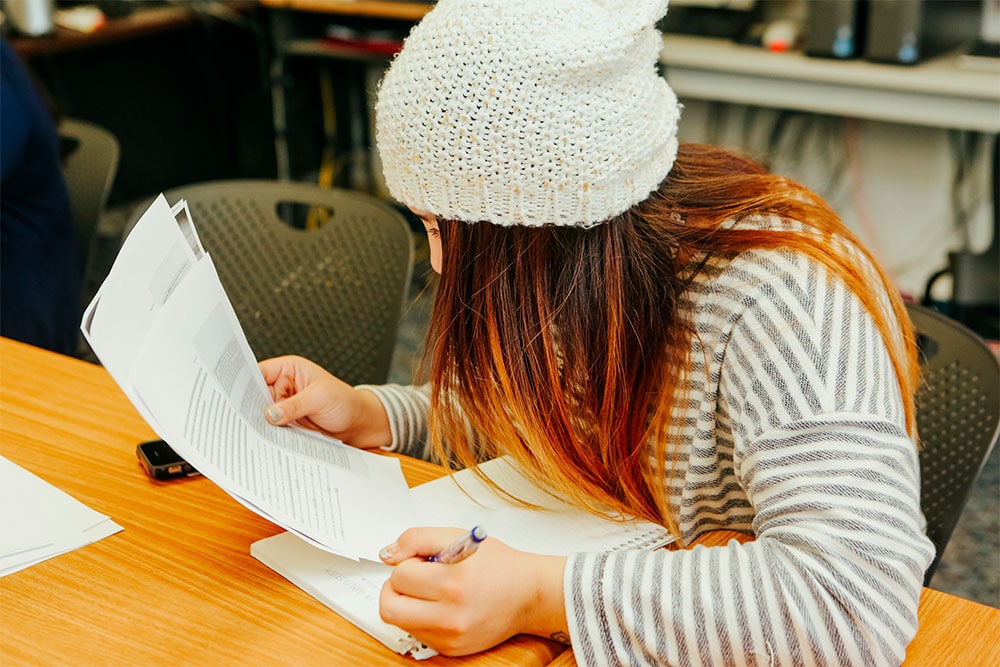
[{"x1": 363, "y1": 236, "x2": 935, "y2": 666}]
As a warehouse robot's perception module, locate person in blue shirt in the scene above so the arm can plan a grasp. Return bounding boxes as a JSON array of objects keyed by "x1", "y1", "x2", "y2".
[{"x1": 1, "y1": 38, "x2": 80, "y2": 355}]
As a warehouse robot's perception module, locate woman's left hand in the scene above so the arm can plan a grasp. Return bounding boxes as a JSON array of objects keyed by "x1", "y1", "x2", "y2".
[{"x1": 378, "y1": 527, "x2": 569, "y2": 656}]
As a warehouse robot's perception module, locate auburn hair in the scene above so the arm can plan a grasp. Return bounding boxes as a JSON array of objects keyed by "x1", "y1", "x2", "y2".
[{"x1": 422, "y1": 142, "x2": 919, "y2": 534}]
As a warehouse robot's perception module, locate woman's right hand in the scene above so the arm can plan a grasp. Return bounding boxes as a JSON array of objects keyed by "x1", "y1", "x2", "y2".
[{"x1": 258, "y1": 355, "x2": 392, "y2": 449}]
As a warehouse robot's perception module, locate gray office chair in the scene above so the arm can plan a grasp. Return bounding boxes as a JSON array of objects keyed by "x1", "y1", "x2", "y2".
[
  {"x1": 123, "y1": 180, "x2": 414, "y2": 386},
  {"x1": 907, "y1": 302, "x2": 1000, "y2": 584},
  {"x1": 59, "y1": 118, "x2": 120, "y2": 279}
]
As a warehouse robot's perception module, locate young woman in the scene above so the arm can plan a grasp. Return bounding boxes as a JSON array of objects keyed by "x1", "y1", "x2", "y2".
[{"x1": 260, "y1": 1, "x2": 934, "y2": 664}]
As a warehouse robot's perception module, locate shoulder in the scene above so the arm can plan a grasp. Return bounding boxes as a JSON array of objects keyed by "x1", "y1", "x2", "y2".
[
  {"x1": 683, "y1": 215, "x2": 907, "y2": 432},
  {"x1": 685, "y1": 213, "x2": 883, "y2": 327},
  {"x1": 685, "y1": 215, "x2": 827, "y2": 335}
]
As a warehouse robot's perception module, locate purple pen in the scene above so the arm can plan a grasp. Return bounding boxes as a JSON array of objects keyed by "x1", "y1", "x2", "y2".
[{"x1": 428, "y1": 526, "x2": 487, "y2": 564}]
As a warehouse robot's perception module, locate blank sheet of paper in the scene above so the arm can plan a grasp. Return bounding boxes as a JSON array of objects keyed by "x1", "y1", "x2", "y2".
[{"x1": 0, "y1": 455, "x2": 122, "y2": 576}]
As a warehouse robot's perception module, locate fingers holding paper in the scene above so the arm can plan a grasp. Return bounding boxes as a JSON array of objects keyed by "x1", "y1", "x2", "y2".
[
  {"x1": 258, "y1": 355, "x2": 392, "y2": 449},
  {"x1": 378, "y1": 527, "x2": 570, "y2": 656}
]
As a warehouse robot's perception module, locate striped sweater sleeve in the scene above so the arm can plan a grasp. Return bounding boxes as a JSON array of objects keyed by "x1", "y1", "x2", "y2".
[
  {"x1": 355, "y1": 383, "x2": 435, "y2": 461},
  {"x1": 564, "y1": 255, "x2": 934, "y2": 666}
]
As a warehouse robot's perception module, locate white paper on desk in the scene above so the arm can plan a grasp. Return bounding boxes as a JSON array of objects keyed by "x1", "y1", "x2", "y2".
[
  {"x1": 0, "y1": 456, "x2": 123, "y2": 577},
  {"x1": 83, "y1": 194, "x2": 416, "y2": 562},
  {"x1": 252, "y1": 532, "x2": 437, "y2": 660},
  {"x1": 412, "y1": 457, "x2": 675, "y2": 555},
  {"x1": 251, "y1": 459, "x2": 672, "y2": 661}
]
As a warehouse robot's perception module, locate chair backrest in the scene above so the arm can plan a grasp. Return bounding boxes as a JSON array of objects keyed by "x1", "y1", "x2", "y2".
[
  {"x1": 907, "y1": 302, "x2": 1000, "y2": 584},
  {"x1": 125, "y1": 180, "x2": 414, "y2": 387},
  {"x1": 59, "y1": 118, "x2": 120, "y2": 276}
]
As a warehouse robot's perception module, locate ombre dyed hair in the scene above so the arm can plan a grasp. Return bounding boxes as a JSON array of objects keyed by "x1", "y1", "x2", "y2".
[{"x1": 422, "y1": 143, "x2": 919, "y2": 534}]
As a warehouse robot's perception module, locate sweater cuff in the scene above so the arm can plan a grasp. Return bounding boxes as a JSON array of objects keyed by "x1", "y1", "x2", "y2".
[{"x1": 354, "y1": 383, "x2": 432, "y2": 461}]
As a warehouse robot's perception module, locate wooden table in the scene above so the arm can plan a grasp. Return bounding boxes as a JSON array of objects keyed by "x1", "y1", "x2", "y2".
[
  {"x1": 2, "y1": 337, "x2": 998, "y2": 666},
  {"x1": 0, "y1": 338, "x2": 562, "y2": 666}
]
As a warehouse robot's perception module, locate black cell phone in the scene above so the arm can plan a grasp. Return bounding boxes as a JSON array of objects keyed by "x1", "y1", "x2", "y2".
[{"x1": 136, "y1": 439, "x2": 199, "y2": 480}]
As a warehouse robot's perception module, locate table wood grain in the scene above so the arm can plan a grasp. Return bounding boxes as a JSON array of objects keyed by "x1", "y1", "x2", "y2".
[
  {"x1": 3, "y1": 337, "x2": 997, "y2": 666},
  {"x1": 0, "y1": 338, "x2": 562, "y2": 666}
]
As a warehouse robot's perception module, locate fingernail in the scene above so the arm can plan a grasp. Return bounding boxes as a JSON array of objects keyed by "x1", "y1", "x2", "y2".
[
  {"x1": 379, "y1": 543, "x2": 398, "y2": 561},
  {"x1": 265, "y1": 406, "x2": 283, "y2": 424}
]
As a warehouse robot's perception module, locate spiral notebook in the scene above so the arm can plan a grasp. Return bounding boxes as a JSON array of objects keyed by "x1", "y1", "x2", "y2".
[{"x1": 251, "y1": 456, "x2": 673, "y2": 659}]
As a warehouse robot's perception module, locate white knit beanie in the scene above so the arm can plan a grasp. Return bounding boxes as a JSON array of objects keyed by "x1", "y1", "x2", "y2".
[{"x1": 375, "y1": 0, "x2": 680, "y2": 228}]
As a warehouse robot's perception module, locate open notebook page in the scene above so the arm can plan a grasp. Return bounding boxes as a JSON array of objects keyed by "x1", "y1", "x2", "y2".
[
  {"x1": 252, "y1": 456, "x2": 674, "y2": 659},
  {"x1": 412, "y1": 456, "x2": 674, "y2": 554}
]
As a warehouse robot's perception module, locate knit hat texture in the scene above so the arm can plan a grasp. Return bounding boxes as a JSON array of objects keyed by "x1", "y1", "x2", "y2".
[{"x1": 375, "y1": 0, "x2": 680, "y2": 228}]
